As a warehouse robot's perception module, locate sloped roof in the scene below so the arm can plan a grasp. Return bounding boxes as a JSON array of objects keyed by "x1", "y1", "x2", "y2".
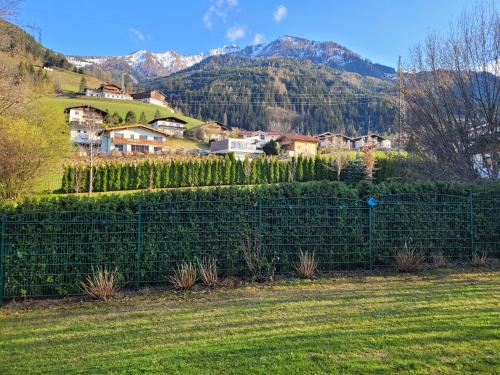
[
  {"x1": 148, "y1": 116, "x2": 188, "y2": 125},
  {"x1": 98, "y1": 124, "x2": 171, "y2": 137},
  {"x1": 277, "y1": 134, "x2": 320, "y2": 143},
  {"x1": 64, "y1": 105, "x2": 108, "y2": 115}
]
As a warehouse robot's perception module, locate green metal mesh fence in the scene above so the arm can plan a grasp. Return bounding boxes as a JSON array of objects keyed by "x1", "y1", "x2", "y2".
[{"x1": 1, "y1": 193, "x2": 499, "y2": 302}]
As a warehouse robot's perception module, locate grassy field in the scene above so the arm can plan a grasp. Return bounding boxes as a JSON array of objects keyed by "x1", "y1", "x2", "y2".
[
  {"x1": 45, "y1": 67, "x2": 104, "y2": 94},
  {"x1": 42, "y1": 95, "x2": 204, "y2": 128},
  {"x1": 1, "y1": 269, "x2": 498, "y2": 374}
]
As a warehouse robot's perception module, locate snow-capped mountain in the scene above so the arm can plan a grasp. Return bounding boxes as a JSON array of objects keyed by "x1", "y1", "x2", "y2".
[
  {"x1": 67, "y1": 45, "x2": 240, "y2": 81},
  {"x1": 67, "y1": 36, "x2": 395, "y2": 82}
]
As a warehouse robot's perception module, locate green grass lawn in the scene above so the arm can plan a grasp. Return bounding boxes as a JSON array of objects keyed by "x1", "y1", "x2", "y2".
[
  {"x1": 42, "y1": 95, "x2": 204, "y2": 128},
  {"x1": 1, "y1": 269, "x2": 498, "y2": 374},
  {"x1": 45, "y1": 68, "x2": 105, "y2": 94}
]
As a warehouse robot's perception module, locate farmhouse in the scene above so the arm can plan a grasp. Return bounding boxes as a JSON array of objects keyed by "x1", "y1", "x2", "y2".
[
  {"x1": 149, "y1": 116, "x2": 187, "y2": 137},
  {"x1": 85, "y1": 84, "x2": 133, "y2": 101},
  {"x1": 277, "y1": 134, "x2": 319, "y2": 157},
  {"x1": 210, "y1": 136, "x2": 264, "y2": 160},
  {"x1": 352, "y1": 134, "x2": 391, "y2": 150},
  {"x1": 185, "y1": 121, "x2": 229, "y2": 143},
  {"x1": 99, "y1": 124, "x2": 170, "y2": 154},
  {"x1": 131, "y1": 90, "x2": 172, "y2": 109},
  {"x1": 315, "y1": 132, "x2": 352, "y2": 151},
  {"x1": 64, "y1": 105, "x2": 107, "y2": 148}
]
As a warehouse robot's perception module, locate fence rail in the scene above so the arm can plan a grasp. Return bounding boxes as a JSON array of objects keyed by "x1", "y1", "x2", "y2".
[{"x1": 1, "y1": 193, "x2": 499, "y2": 304}]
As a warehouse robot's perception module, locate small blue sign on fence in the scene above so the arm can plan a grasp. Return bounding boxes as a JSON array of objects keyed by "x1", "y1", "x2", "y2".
[{"x1": 367, "y1": 197, "x2": 378, "y2": 207}]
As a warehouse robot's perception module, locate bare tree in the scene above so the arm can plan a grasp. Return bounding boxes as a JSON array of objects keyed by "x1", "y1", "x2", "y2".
[
  {"x1": 0, "y1": 0, "x2": 20, "y2": 20},
  {"x1": 404, "y1": 2, "x2": 499, "y2": 180}
]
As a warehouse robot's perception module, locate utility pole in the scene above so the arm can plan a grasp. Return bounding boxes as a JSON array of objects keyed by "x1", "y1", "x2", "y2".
[{"x1": 397, "y1": 56, "x2": 406, "y2": 150}]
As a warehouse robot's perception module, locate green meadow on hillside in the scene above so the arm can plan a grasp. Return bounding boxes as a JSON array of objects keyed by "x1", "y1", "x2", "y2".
[
  {"x1": 42, "y1": 96, "x2": 204, "y2": 127},
  {"x1": 44, "y1": 67, "x2": 105, "y2": 94}
]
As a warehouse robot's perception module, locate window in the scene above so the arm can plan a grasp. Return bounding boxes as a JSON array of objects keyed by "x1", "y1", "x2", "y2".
[
  {"x1": 154, "y1": 147, "x2": 162, "y2": 153},
  {"x1": 260, "y1": 134, "x2": 265, "y2": 140},
  {"x1": 139, "y1": 135, "x2": 148, "y2": 140},
  {"x1": 154, "y1": 136, "x2": 163, "y2": 141},
  {"x1": 115, "y1": 145, "x2": 124, "y2": 152},
  {"x1": 74, "y1": 111, "x2": 80, "y2": 115},
  {"x1": 129, "y1": 134, "x2": 135, "y2": 139},
  {"x1": 114, "y1": 133, "x2": 124, "y2": 139},
  {"x1": 131, "y1": 145, "x2": 149, "y2": 153}
]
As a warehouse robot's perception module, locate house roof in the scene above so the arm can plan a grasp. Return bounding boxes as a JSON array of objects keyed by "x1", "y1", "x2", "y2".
[
  {"x1": 315, "y1": 132, "x2": 352, "y2": 140},
  {"x1": 277, "y1": 134, "x2": 320, "y2": 143},
  {"x1": 239, "y1": 129, "x2": 282, "y2": 136},
  {"x1": 131, "y1": 90, "x2": 167, "y2": 101},
  {"x1": 64, "y1": 105, "x2": 108, "y2": 115},
  {"x1": 353, "y1": 134, "x2": 386, "y2": 141},
  {"x1": 98, "y1": 124, "x2": 171, "y2": 137},
  {"x1": 99, "y1": 83, "x2": 122, "y2": 90},
  {"x1": 192, "y1": 121, "x2": 229, "y2": 131},
  {"x1": 148, "y1": 116, "x2": 188, "y2": 125}
]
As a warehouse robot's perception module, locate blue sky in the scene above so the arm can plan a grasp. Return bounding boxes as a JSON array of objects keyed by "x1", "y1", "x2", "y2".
[{"x1": 17, "y1": 0, "x2": 486, "y2": 68}]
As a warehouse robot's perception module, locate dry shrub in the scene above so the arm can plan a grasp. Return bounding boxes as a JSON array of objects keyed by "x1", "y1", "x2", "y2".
[
  {"x1": 80, "y1": 267, "x2": 119, "y2": 301},
  {"x1": 170, "y1": 262, "x2": 197, "y2": 290},
  {"x1": 198, "y1": 257, "x2": 218, "y2": 288},
  {"x1": 471, "y1": 252, "x2": 489, "y2": 267},
  {"x1": 242, "y1": 234, "x2": 265, "y2": 281},
  {"x1": 219, "y1": 276, "x2": 239, "y2": 289},
  {"x1": 431, "y1": 251, "x2": 449, "y2": 268},
  {"x1": 394, "y1": 245, "x2": 425, "y2": 273},
  {"x1": 295, "y1": 251, "x2": 317, "y2": 279}
]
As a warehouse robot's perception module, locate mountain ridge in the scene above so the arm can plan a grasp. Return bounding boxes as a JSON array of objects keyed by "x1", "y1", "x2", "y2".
[{"x1": 68, "y1": 36, "x2": 396, "y2": 82}]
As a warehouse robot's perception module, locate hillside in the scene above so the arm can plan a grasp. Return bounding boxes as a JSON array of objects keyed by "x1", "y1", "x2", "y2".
[
  {"x1": 143, "y1": 55, "x2": 396, "y2": 136},
  {"x1": 42, "y1": 96, "x2": 204, "y2": 128},
  {"x1": 45, "y1": 67, "x2": 105, "y2": 94}
]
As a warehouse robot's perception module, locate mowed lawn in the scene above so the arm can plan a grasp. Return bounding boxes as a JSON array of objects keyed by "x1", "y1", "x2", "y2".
[{"x1": 0, "y1": 270, "x2": 499, "y2": 374}]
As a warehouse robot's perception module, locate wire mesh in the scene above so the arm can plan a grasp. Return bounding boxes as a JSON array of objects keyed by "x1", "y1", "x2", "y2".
[{"x1": 0, "y1": 193, "x2": 498, "y2": 302}]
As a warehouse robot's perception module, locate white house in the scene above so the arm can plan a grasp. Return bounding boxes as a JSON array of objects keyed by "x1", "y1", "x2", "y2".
[
  {"x1": 210, "y1": 136, "x2": 264, "y2": 160},
  {"x1": 64, "y1": 105, "x2": 107, "y2": 149},
  {"x1": 149, "y1": 116, "x2": 187, "y2": 137},
  {"x1": 238, "y1": 130, "x2": 282, "y2": 151},
  {"x1": 131, "y1": 90, "x2": 172, "y2": 109},
  {"x1": 85, "y1": 84, "x2": 133, "y2": 101},
  {"x1": 352, "y1": 134, "x2": 391, "y2": 150},
  {"x1": 99, "y1": 124, "x2": 170, "y2": 154},
  {"x1": 315, "y1": 132, "x2": 353, "y2": 151}
]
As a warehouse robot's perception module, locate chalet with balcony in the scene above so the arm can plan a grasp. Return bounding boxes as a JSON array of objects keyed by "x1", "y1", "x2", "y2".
[
  {"x1": 131, "y1": 90, "x2": 172, "y2": 109},
  {"x1": 210, "y1": 136, "x2": 263, "y2": 160},
  {"x1": 85, "y1": 84, "x2": 133, "y2": 100},
  {"x1": 185, "y1": 121, "x2": 229, "y2": 143},
  {"x1": 64, "y1": 105, "x2": 107, "y2": 148},
  {"x1": 315, "y1": 132, "x2": 352, "y2": 151},
  {"x1": 352, "y1": 134, "x2": 391, "y2": 150},
  {"x1": 149, "y1": 116, "x2": 187, "y2": 137},
  {"x1": 238, "y1": 130, "x2": 283, "y2": 151},
  {"x1": 277, "y1": 134, "x2": 319, "y2": 157},
  {"x1": 99, "y1": 124, "x2": 170, "y2": 154}
]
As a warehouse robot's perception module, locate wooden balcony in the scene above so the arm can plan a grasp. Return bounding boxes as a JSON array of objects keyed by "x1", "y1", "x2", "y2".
[{"x1": 111, "y1": 137, "x2": 166, "y2": 146}]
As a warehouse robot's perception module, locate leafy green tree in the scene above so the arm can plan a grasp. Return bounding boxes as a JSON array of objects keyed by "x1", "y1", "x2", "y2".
[
  {"x1": 154, "y1": 109, "x2": 162, "y2": 119},
  {"x1": 262, "y1": 140, "x2": 279, "y2": 156},
  {"x1": 110, "y1": 111, "x2": 123, "y2": 125},
  {"x1": 139, "y1": 111, "x2": 147, "y2": 124}
]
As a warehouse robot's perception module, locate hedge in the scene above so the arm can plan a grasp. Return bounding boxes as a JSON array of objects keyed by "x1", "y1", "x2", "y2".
[
  {"x1": 1, "y1": 181, "x2": 499, "y2": 299},
  {"x1": 60, "y1": 154, "x2": 403, "y2": 193}
]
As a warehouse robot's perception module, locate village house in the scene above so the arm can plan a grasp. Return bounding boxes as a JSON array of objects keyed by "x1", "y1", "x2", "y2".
[
  {"x1": 238, "y1": 130, "x2": 282, "y2": 151},
  {"x1": 99, "y1": 124, "x2": 170, "y2": 154},
  {"x1": 315, "y1": 132, "x2": 352, "y2": 151},
  {"x1": 277, "y1": 134, "x2": 319, "y2": 157},
  {"x1": 149, "y1": 116, "x2": 187, "y2": 137},
  {"x1": 85, "y1": 84, "x2": 133, "y2": 101},
  {"x1": 64, "y1": 105, "x2": 107, "y2": 148},
  {"x1": 352, "y1": 134, "x2": 391, "y2": 150},
  {"x1": 210, "y1": 136, "x2": 264, "y2": 160},
  {"x1": 131, "y1": 90, "x2": 172, "y2": 109},
  {"x1": 185, "y1": 121, "x2": 229, "y2": 143}
]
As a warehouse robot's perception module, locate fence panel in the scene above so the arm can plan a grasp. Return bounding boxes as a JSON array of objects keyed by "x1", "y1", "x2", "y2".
[
  {"x1": 473, "y1": 192, "x2": 500, "y2": 258},
  {"x1": 139, "y1": 201, "x2": 259, "y2": 283},
  {"x1": 373, "y1": 194, "x2": 470, "y2": 266},
  {"x1": 2, "y1": 211, "x2": 137, "y2": 299},
  {"x1": 261, "y1": 197, "x2": 370, "y2": 273}
]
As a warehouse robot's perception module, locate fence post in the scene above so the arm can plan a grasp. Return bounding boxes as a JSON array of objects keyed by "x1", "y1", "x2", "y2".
[
  {"x1": 0, "y1": 217, "x2": 5, "y2": 307},
  {"x1": 258, "y1": 199, "x2": 263, "y2": 244},
  {"x1": 367, "y1": 197, "x2": 378, "y2": 272},
  {"x1": 135, "y1": 207, "x2": 142, "y2": 290},
  {"x1": 469, "y1": 192, "x2": 474, "y2": 256}
]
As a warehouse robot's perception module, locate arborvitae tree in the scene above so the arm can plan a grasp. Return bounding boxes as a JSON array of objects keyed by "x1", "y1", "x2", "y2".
[
  {"x1": 297, "y1": 157, "x2": 304, "y2": 181},
  {"x1": 111, "y1": 111, "x2": 123, "y2": 125},
  {"x1": 120, "y1": 163, "x2": 129, "y2": 190},
  {"x1": 79, "y1": 76, "x2": 87, "y2": 93},
  {"x1": 106, "y1": 163, "x2": 115, "y2": 192},
  {"x1": 113, "y1": 163, "x2": 122, "y2": 191},
  {"x1": 210, "y1": 159, "x2": 218, "y2": 185},
  {"x1": 250, "y1": 159, "x2": 257, "y2": 184},
  {"x1": 273, "y1": 159, "x2": 280, "y2": 182},
  {"x1": 154, "y1": 109, "x2": 162, "y2": 119},
  {"x1": 125, "y1": 110, "x2": 137, "y2": 124},
  {"x1": 269, "y1": 158, "x2": 276, "y2": 183},
  {"x1": 139, "y1": 111, "x2": 147, "y2": 124}
]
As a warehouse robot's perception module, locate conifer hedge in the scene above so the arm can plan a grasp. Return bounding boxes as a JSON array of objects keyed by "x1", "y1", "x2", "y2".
[{"x1": 61, "y1": 155, "x2": 374, "y2": 193}]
